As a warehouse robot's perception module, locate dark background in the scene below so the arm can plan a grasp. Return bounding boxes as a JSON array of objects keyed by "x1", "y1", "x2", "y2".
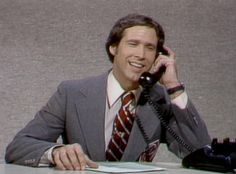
[{"x1": 0, "y1": 0, "x2": 235, "y2": 163}]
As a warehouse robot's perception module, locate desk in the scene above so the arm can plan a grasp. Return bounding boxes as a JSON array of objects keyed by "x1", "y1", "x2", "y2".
[{"x1": 0, "y1": 163, "x2": 220, "y2": 174}]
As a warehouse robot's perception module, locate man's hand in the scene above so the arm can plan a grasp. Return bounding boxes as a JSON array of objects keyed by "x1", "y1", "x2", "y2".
[
  {"x1": 52, "y1": 143, "x2": 98, "y2": 170},
  {"x1": 151, "y1": 46, "x2": 181, "y2": 89}
]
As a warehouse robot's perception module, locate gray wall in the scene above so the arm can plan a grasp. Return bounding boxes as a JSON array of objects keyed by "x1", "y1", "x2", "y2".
[{"x1": 0, "y1": 0, "x2": 236, "y2": 163}]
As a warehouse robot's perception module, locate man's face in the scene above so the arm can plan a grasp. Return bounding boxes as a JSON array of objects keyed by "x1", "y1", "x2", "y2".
[{"x1": 110, "y1": 26, "x2": 158, "y2": 90}]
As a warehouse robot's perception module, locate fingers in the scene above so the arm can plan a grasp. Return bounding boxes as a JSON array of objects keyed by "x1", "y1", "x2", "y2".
[
  {"x1": 152, "y1": 54, "x2": 175, "y2": 73},
  {"x1": 74, "y1": 145, "x2": 86, "y2": 170},
  {"x1": 151, "y1": 46, "x2": 180, "y2": 87},
  {"x1": 162, "y1": 45, "x2": 175, "y2": 59},
  {"x1": 52, "y1": 143, "x2": 98, "y2": 171},
  {"x1": 85, "y1": 155, "x2": 99, "y2": 168},
  {"x1": 53, "y1": 147, "x2": 67, "y2": 170}
]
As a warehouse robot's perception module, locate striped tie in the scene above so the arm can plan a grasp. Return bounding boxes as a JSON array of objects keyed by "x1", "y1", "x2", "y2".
[{"x1": 106, "y1": 92, "x2": 135, "y2": 161}]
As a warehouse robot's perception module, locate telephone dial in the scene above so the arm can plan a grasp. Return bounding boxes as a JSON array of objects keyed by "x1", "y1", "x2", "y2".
[{"x1": 138, "y1": 50, "x2": 236, "y2": 173}]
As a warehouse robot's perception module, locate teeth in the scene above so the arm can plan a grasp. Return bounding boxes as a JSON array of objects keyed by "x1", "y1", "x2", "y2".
[{"x1": 129, "y1": 62, "x2": 144, "y2": 68}]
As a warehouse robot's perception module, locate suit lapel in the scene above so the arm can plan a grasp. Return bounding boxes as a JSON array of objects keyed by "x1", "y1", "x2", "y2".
[{"x1": 75, "y1": 73, "x2": 108, "y2": 160}]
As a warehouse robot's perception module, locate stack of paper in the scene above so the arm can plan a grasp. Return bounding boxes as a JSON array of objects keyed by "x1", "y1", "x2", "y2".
[{"x1": 86, "y1": 162, "x2": 165, "y2": 173}]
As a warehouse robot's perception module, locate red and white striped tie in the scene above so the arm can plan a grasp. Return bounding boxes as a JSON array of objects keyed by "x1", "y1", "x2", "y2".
[{"x1": 106, "y1": 92, "x2": 135, "y2": 161}]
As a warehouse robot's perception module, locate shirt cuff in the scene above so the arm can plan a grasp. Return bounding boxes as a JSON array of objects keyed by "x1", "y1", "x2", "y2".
[
  {"x1": 170, "y1": 91, "x2": 188, "y2": 109},
  {"x1": 39, "y1": 145, "x2": 63, "y2": 166}
]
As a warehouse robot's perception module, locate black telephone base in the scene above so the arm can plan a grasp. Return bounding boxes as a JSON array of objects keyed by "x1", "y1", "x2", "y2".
[{"x1": 182, "y1": 138, "x2": 236, "y2": 173}]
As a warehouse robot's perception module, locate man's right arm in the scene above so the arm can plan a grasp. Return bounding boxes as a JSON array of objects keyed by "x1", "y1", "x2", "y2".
[
  {"x1": 5, "y1": 82, "x2": 67, "y2": 166},
  {"x1": 5, "y1": 82, "x2": 98, "y2": 170}
]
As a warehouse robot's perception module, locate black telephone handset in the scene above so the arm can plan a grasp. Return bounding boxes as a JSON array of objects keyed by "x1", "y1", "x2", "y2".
[{"x1": 138, "y1": 49, "x2": 236, "y2": 173}]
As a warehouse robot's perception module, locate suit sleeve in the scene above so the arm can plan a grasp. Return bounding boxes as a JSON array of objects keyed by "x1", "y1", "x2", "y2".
[
  {"x1": 146, "y1": 85, "x2": 211, "y2": 159},
  {"x1": 5, "y1": 82, "x2": 68, "y2": 167},
  {"x1": 165, "y1": 95, "x2": 211, "y2": 158}
]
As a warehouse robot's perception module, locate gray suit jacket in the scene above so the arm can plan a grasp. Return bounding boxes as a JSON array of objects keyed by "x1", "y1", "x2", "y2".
[{"x1": 5, "y1": 72, "x2": 211, "y2": 166}]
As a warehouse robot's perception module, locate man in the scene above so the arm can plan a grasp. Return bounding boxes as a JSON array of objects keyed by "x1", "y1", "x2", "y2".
[{"x1": 5, "y1": 14, "x2": 211, "y2": 170}]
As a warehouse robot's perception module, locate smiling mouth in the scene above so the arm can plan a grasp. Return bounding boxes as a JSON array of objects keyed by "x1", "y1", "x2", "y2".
[{"x1": 129, "y1": 61, "x2": 145, "y2": 69}]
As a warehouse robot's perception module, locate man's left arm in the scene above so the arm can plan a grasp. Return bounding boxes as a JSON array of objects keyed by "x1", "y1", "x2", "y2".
[
  {"x1": 165, "y1": 91, "x2": 211, "y2": 158},
  {"x1": 151, "y1": 46, "x2": 211, "y2": 158}
]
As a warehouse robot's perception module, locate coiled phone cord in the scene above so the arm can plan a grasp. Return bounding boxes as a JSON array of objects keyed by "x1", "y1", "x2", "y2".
[
  {"x1": 142, "y1": 89, "x2": 195, "y2": 153},
  {"x1": 135, "y1": 115, "x2": 150, "y2": 144}
]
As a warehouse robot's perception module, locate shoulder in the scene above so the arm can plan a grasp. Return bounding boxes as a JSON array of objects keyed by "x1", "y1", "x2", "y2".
[{"x1": 57, "y1": 72, "x2": 109, "y2": 94}]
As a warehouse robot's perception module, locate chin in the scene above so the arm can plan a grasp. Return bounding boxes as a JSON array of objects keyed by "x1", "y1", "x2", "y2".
[{"x1": 129, "y1": 74, "x2": 140, "y2": 83}]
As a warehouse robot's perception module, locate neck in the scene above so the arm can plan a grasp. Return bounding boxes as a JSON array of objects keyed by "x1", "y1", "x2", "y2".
[
  {"x1": 112, "y1": 70, "x2": 140, "y2": 91},
  {"x1": 121, "y1": 81, "x2": 139, "y2": 91},
  {"x1": 115, "y1": 75, "x2": 139, "y2": 91}
]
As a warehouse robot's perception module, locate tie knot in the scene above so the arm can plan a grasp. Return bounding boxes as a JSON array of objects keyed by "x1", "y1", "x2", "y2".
[{"x1": 122, "y1": 92, "x2": 135, "y2": 106}]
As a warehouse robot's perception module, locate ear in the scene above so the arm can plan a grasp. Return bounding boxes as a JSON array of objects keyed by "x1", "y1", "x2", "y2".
[{"x1": 109, "y1": 45, "x2": 117, "y2": 56}]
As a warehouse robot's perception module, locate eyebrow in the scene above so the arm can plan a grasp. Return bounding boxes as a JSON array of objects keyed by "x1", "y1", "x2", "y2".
[{"x1": 126, "y1": 39, "x2": 156, "y2": 47}]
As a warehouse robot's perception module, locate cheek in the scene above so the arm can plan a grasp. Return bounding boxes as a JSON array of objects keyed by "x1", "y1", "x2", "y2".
[{"x1": 147, "y1": 56, "x2": 156, "y2": 66}]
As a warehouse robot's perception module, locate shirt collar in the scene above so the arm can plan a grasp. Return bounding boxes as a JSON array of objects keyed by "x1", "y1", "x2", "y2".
[{"x1": 107, "y1": 71, "x2": 142, "y2": 107}]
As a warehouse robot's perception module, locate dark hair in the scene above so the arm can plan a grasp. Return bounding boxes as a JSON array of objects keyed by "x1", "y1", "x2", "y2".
[{"x1": 105, "y1": 13, "x2": 166, "y2": 62}]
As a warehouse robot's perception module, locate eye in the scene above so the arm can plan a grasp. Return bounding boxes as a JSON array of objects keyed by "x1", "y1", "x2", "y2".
[
  {"x1": 146, "y1": 45, "x2": 156, "y2": 51},
  {"x1": 127, "y1": 41, "x2": 138, "y2": 47}
]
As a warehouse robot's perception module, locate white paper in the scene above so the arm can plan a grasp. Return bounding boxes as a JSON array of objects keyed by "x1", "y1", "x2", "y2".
[{"x1": 86, "y1": 162, "x2": 165, "y2": 173}]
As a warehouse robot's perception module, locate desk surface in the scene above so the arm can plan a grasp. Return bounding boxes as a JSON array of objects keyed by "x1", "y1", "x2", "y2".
[{"x1": 0, "y1": 163, "x2": 220, "y2": 174}]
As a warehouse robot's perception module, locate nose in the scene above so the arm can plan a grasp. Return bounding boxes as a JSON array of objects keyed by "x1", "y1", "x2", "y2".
[{"x1": 135, "y1": 45, "x2": 145, "y2": 59}]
